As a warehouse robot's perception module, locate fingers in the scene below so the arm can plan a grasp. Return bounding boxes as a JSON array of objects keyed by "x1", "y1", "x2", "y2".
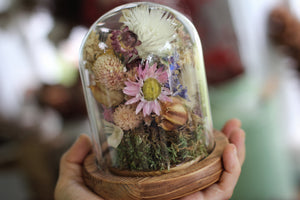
[
  {"x1": 59, "y1": 134, "x2": 92, "y2": 177},
  {"x1": 203, "y1": 144, "x2": 241, "y2": 200},
  {"x1": 222, "y1": 118, "x2": 245, "y2": 165},
  {"x1": 218, "y1": 144, "x2": 241, "y2": 198},
  {"x1": 222, "y1": 119, "x2": 241, "y2": 137},
  {"x1": 222, "y1": 144, "x2": 241, "y2": 178},
  {"x1": 55, "y1": 135, "x2": 103, "y2": 200},
  {"x1": 228, "y1": 128, "x2": 246, "y2": 165},
  {"x1": 63, "y1": 134, "x2": 92, "y2": 165}
]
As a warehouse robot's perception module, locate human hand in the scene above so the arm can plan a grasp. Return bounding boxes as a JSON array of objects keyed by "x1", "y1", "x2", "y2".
[
  {"x1": 54, "y1": 134, "x2": 103, "y2": 200},
  {"x1": 54, "y1": 119, "x2": 245, "y2": 200},
  {"x1": 179, "y1": 119, "x2": 246, "y2": 200}
]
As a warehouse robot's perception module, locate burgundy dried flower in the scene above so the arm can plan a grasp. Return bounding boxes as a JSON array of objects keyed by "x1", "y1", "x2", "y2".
[
  {"x1": 126, "y1": 58, "x2": 142, "y2": 70},
  {"x1": 111, "y1": 26, "x2": 141, "y2": 61},
  {"x1": 102, "y1": 105, "x2": 114, "y2": 123}
]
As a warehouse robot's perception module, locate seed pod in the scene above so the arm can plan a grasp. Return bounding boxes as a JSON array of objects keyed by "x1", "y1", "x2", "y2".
[
  {"x1": 159, "y1": 97, "x2": 188, "y2": 131},
  {"x1": 91, "y1": 83, "x2": 124, "y2": 107}
]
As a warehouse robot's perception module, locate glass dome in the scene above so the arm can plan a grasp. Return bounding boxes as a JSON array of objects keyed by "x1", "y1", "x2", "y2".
[{"x1": 79, "y1": 2, "x2": 214, "y2": 175}]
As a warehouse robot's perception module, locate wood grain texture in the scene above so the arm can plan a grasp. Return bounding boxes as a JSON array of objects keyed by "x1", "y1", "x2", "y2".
[{"x1": 83, "y1": 130, "x2": 228, "y2": 200}]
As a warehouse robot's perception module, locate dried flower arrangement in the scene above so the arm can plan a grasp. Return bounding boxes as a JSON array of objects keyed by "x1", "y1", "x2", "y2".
[{"x1": 82, "y1": 4, "x2": 212, "y2": 172}]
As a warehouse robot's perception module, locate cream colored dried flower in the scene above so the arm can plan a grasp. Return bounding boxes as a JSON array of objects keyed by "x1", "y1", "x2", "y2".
[
  {"x1": 121, "y1": 5, "x2": 177, "y2": 58},
  {"x1": 178, "y1": 48, "x2": 193, "y2": 68},
  {"x1": 113, "y1": 104, "x2": 143, "y2": 130},
  {"x1": 92, "y1": 53, "x2": 125, "y2": 90},
  {"x1": 179, "y1": 48, "x2": 198, "y2": 109},
  {"x1": 83, "y1": 31, "x2": 104, "y2": 63},
  {"x1": 91, "y1": 83, "x2": 124, "y2": 107}
]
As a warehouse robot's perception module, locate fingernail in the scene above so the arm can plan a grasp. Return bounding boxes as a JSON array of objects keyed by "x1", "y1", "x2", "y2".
[
  {"x1": 234, "y1": 118, "x2": 242, "y2": 127},
  {"x1": 76, "y1": 134, "x2": 85, "y2": 142}
]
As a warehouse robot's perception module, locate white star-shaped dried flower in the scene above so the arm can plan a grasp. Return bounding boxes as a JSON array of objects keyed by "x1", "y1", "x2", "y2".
[{"x1": 121, "y1": 5, "x2": 177, "y2": 58}]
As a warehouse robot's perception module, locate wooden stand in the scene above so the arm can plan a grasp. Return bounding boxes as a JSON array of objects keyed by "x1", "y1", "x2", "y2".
[{"x1": 83, "y1": 130, "x2": 228, "y2": 200}]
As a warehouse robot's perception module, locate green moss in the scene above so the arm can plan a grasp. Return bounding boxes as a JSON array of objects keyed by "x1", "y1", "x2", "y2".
[{"x1": 113, "y1": 119, "x2": 208, "y2": 171}]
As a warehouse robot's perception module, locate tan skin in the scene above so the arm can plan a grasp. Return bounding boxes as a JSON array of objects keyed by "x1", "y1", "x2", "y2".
[{"x1": 55, "y1": 119, "x2": 245, "y2": 200}]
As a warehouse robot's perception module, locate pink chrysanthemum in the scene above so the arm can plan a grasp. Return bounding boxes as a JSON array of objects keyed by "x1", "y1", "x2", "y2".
[
  {"x1": 92, "y1": 53, "x2": 125, "y2": 90},
  {"x1": 113, "y1": 104, "x2": 142, "y2": 130},
  {"x1": 123, "y1": 62, "x2": 171, "y2": 117}
]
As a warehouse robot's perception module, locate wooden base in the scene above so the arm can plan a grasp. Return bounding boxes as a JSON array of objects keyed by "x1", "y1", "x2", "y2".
[{"x1": 83, "y1": 130, "x2": 228, "y2": 200}]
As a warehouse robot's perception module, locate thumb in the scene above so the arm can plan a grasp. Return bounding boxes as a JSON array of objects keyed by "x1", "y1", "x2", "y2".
[{"x1": 59, "y1": 134, "x2": 92, "y2": 175}]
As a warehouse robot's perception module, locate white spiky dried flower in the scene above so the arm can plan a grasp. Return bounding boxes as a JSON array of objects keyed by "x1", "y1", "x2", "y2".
[{"x1": 121, "y1": 5, "x2": 177, "y2": 58}]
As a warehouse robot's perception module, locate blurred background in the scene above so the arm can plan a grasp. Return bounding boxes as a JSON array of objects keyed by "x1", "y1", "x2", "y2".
[{"x1": 0, "y1": 0, "x2": 300, "y2": 199}]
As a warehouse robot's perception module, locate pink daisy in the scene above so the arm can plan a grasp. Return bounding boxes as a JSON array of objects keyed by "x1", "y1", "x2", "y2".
[{"x1": 123, "y1": 62, "x2": 171, "y2": 117}]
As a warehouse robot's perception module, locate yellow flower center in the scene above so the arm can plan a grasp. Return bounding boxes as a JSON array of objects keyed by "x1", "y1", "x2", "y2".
[{"x1": 142, "y1": 78, "x2": 161, "y2": 101}]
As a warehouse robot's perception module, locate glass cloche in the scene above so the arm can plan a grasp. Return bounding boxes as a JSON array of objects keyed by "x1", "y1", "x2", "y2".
[{"x1": 79, "y1": 2, "x2": 214, "y2": 176}]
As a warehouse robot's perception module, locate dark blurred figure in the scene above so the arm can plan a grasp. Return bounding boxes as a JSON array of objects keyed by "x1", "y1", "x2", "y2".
[
  {"x1": 268, "y1": 7, "x2": 300, "y2": 72},
  {"x1": 36, "y1": 78, "x2": 87, "y2": 120}
]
